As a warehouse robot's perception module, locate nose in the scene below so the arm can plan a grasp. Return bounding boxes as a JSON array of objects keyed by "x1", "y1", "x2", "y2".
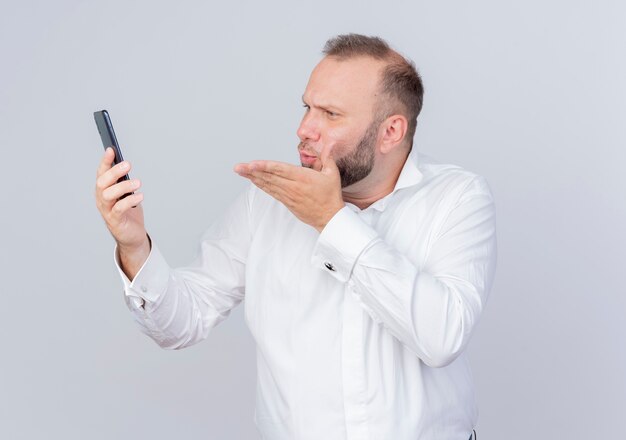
[{"x1": 296, "y1": 111, "x2": 320, "y2": 143}]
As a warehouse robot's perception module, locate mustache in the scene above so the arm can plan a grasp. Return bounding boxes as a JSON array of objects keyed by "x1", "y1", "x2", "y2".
[{"x1": 297, "y1": 142, "x2": 318, "y2": 157}]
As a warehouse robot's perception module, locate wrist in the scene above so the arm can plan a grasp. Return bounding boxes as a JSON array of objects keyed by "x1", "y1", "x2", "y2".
[
  {"x1": 117, "y1": 233, "x2": 151, "y2": 281},
  {"x1": 118, "y1": 232, "x2": 151, "y2": 255},
  {"x1": 315, "y1": 204, "x2": 345, "y2": 233}
]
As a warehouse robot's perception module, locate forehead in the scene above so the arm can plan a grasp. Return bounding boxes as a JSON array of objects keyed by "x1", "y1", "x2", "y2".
[{"x1": 304, "y1": 56, "x2": 386, "y2": 114}]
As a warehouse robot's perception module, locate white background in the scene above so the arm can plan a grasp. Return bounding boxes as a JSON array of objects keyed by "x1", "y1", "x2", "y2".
[{"x1": 1, "y1": 0, "x2": 624, "y2": 438}]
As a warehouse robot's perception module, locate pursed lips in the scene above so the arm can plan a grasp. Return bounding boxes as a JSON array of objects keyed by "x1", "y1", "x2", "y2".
[
  {"x1": 298, "y1": 149, "x2": 318, "y2": 166},
  {"x1": 298, "y1": 145, "x2": 316, "y2": 155}
]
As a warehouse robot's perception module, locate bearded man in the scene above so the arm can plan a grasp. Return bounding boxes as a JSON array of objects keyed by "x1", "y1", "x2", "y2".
[{"x1": 95, "y1": 33, "x2": 496, "y2": 440}]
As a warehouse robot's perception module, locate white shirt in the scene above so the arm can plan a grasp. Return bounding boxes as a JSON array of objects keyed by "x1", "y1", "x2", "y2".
[{"x1": 114, "y1": 149, "x2": 497, "y2": 440}]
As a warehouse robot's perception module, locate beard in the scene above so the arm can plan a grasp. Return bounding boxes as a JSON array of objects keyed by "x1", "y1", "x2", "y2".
[{"x1": 299, "y1": 118, "x2": 379, "y2": 188}]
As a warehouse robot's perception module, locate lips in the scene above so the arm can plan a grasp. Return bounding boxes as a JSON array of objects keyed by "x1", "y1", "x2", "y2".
[
  {"x1": 299, "y1": 151, "x2": 317, "y2": 165},
  {"x1": 298, "y1": 145, "x2": 317, "y2": 156}
]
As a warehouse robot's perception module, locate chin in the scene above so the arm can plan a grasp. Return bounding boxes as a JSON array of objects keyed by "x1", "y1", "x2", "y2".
[{"x1": 301, "y1": 161, "x2": 321, "y2": 171}]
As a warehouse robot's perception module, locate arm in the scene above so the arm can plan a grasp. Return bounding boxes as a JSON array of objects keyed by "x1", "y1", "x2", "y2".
[
  {"x1": 114, "y1": 186, "x2": 254, "y2": 350},
  {"x1": 312, "y1": 176, "x2": 497, "y2": 367}
]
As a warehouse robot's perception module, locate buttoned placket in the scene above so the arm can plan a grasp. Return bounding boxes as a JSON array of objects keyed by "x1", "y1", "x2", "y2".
[
  {"x1": 340, "y1": 205, "x2": 379, "y2": 440},
  {"x1": 341, "y1": 282, "x2": 369, "y2": 440}
]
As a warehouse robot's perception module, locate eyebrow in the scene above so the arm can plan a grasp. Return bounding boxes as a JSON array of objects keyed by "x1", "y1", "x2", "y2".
[{"x1": 302, "y1": 95, "x2": 344, "y2": 113}]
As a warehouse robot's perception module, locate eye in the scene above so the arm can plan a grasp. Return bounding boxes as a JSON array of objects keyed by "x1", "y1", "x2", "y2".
[{"x1": 325, "y1": 110, "x2": 338, "y2": 118}]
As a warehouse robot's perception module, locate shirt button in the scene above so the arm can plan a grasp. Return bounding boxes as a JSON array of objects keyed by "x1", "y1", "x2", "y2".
[
  {"x1": 324, "y1": 262, "x2": 336, "y2": 271},
  {"x1": 140, "y1": 285, "x2": 148, "y2": 293}
]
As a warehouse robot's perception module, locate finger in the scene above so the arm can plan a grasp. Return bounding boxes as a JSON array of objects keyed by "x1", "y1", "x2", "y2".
[
  {"x1": 244, "y1": 171, "x2": 293, "y2": 196},
  {"x1": 248, "y1": 169, "x2": 300, "y2": 190},
  {"x1": 320, "y1": 144, "x2": 338, "y2": 173},
  {"x1": 101, "y1": 179, "x2": 141, "y2": 205},
  {"x1": 96, "y1": 160, "x2": 131, "y2": 194},
  {"x1": 233, "y1": 162, "x2": 257, "y2": 176},
  {"x1": 97, "y1": 147, "x2": 116, "y2": 177},
  {"x1": 110, "y1": 192, "x2": 145, "y2": 217},
  {"x1": 251, "y1": 160, "x2": 303, "y2": 181},
  {"x1": 246, "y1": 174, "x2": 293, "y2": 204}
]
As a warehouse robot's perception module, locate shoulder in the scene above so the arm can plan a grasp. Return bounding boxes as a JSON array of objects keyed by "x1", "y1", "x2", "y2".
[{"x1": 414, "y1": 152, "x2": 494, "y2": 203}]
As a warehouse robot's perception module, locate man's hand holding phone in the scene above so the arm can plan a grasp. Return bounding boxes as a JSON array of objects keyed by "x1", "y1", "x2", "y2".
[{"x1": 95, "y1": 147, "x2": 150, "y2": 280}]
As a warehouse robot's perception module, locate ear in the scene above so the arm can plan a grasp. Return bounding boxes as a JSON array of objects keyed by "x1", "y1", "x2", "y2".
[{"x1": 379, "y1": 114, "x2": 408, "y2": 154}]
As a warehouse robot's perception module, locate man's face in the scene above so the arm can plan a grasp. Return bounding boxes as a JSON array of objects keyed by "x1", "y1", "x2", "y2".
[{"x1": 297, "y1": 56, "x2": 385, "y2": 188}]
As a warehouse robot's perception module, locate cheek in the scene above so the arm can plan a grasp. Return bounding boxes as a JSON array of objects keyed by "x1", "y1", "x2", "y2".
[{"x1": 320, "y1": 126, "x2": 358, "y2": 157}]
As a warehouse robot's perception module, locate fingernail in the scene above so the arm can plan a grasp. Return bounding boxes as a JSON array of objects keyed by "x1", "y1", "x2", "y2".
[{"x1": 120, "y1": 162, "x2": 129, "y2": 169}]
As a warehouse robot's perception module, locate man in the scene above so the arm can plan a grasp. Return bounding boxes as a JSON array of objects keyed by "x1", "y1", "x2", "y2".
[{"x1": 95, "y1": 34, "x2": 496, "y2": 440}]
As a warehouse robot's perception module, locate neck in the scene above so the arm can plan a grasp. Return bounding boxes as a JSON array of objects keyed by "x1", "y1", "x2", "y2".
[{"x1": 341, "y1": 151, "x2": 408, "y2": 210}]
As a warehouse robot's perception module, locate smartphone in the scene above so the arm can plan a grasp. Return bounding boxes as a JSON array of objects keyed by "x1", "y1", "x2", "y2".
[{"x1": 94, "y1": 109, "x2": 133, "y2": 200}]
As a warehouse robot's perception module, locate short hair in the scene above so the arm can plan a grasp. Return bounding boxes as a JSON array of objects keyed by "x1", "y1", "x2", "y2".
[{"x1": 323, "y1": 34, "x2": 424, "y2": 149}]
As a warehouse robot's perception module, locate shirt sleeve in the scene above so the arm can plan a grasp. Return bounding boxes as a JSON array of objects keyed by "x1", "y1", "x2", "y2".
[
  {"x1": 113, "y1": 185, "x2": 255, "y2": 350},
  {"x1": 311, "y1": 176, "x2": 497, "y2": 368}
]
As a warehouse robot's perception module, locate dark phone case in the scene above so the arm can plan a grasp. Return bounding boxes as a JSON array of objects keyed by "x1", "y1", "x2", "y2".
[{"x1": 94, "y1": 110, "x2": 133, "y2": 200}]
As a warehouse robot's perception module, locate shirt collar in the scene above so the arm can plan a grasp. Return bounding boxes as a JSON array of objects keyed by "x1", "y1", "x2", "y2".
[
  {"x1": 346, "y1": 148, "x2": 424, "y2": 213},
  {"x1": 393, "y1": 147, "x2": 423, "y2": 193}
]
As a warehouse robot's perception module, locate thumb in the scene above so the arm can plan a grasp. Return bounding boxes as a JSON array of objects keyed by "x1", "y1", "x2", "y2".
[{"x1": 320, "y1": 144, "x2": 338, "y2": 175}]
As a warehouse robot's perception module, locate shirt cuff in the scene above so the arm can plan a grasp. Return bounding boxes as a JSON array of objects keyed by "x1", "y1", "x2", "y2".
[
  {"x1": 311, "y1": 206, "x2": 379, "y2": 283},
  {"x1": 113, "y1": 238, "x2": 171, "y2": 308}
]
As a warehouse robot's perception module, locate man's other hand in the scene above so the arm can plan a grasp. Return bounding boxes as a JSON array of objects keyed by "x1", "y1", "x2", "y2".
[{"x1": 95, "y1": 147, "x2": 150, "y2": 280}]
